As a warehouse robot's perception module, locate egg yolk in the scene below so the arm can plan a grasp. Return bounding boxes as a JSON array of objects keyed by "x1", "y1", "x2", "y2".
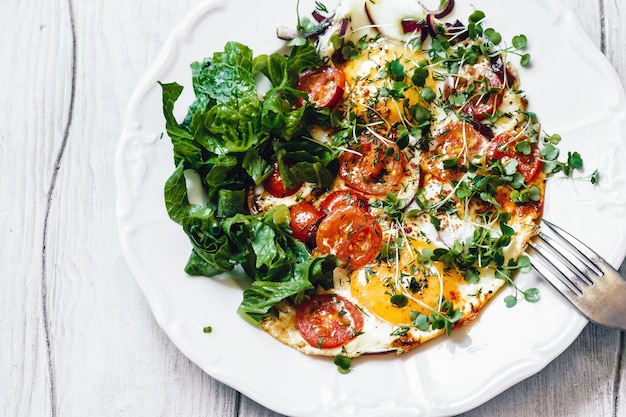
[
  {"x1": 350, "y1": 240, "x2": 467, "y2": 325},
  {"x1": 339, "y1": 39, "x2": 435, "y2": 125}
]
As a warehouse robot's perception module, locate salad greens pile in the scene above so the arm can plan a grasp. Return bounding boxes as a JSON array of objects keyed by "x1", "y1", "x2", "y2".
[{"x1": 160, "y1": 41, "x2": 338, "y2": 324}]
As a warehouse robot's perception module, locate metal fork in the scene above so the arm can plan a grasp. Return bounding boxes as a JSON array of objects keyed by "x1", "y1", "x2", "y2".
[{"x1": 525, "y1": 219, "x2": 626, "y2": 331}]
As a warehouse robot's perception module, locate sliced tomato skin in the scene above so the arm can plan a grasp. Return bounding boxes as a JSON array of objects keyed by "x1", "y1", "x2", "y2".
[
  {"x1": 448, "y1": 64, "x2": 504, "y2": 121},
  {"x1": 297, "y1": 66, "x2": 346, "y2": 108},
  {"x1": 289, "y1": 202, "x2": 323, "y2": 243},
  {"x1": 320, "y1": 190, "x2": 368, "y2": 214},
  {"x1": 424, "y1": 121, "x2": 490, "y2": 181},
  {"x1": 296, "y1": 293, "x2": 364, "y2": 349},
  {"x1": 338, "y1": 135, "x2": 406, "y2": 196},
  {"x1": 315, "y1": 206, "x2": 382, "y2": 270},
  {"x1": 461, "y1": 94, "x2": 501, "y2": 121},
  {"x1": 486, "y1": 131, "x2": 542, "y2": 183},
  {"x1": 264, "y1": 163, "x2": 301, "y2": 198}
]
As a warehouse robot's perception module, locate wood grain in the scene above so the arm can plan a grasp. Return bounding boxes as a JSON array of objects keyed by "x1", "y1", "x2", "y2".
[
  {"x1": 1, "y1": 0, "x2": 623, "y2": 416},
  {"x1": 0, "y1": 0, "x2": 73, "y2": 416}
]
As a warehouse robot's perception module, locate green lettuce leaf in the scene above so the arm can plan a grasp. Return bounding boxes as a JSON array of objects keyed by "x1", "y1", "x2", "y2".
[{"x1": 159, "y1": 39, "x2": 339, "y2": 325}]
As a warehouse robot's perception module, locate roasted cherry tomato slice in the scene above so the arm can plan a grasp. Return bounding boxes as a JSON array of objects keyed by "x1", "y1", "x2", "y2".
[
  {"x1": 289, "y1": 202, "x2": 323, "y2": 244},
  {"x1": 316, "y1": 206, "x2": 382, "y2": 270},
  {"x1": 297, "y1": 66, "x2": 346, "y2": 108},
  {"x1": 487, "y1": 131, "x2": 542, "y2": 183},
  {"x1": 320, "y1": 190, "x2": 368, "y2": 214},
  {"x1": 264, "y1": 162, "x2": 301, "y2": 198},
  {"x1": 448, "y1": 64, "x2": 503, "y2": 121},
  {"x1": 338, "y1": 135, "x2": 406, "y2": 196},
  {"x1": 424, "y1": 121, "x2": 490, "y2": 181},
  {"x1": 296, "y1": 293, "x2": 364, "y2": 349},
  {"x1": 461, "y1": 94, "x2": 501, "y2": 121}
]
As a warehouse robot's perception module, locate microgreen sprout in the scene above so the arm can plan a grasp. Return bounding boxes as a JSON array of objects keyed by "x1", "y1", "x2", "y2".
[
  {"x1": 386, "y1": 58, "x2": 406, "y2": 81},
  {"x1": 504, "y1": 281, "x2": 539, "y2": 308},
  {"x1": 412, "y1": 66, "x2": 429, "y2": 87},
  {"x1": 390, "y1": 293, "x2": 409, "y2": 308},
  {"x1": 421, "y1": 86, "x2": 437, "y2": 103},
  {"x1": 334, "y1": 354, "x2": 352, "y2": 374},
  {"x1": 370, "y1": 192, "x2": 410, "y2": 224},
  {"x1": 407, "y1": 298, "x2": 463, "y2": 335},
  {"x1": 335, "y1": 34, "x2": 371, "y2": 61},
  {"x1": 314, "y1": 1, "x2": 328, "y2": 13},
  {"x1": 465, "y1": 9, "x2": 531, "y2": 67},
  {"x1": 539, "y1": 132, "x2": 597, "y2": 182},
  {"x1": 492, "y1": 254, "x2": 538, "y2": 308}
]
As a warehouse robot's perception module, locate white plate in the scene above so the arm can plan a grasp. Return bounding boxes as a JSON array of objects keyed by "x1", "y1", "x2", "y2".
[{"x1": 115, "y1": 0, "x2": 626, "y2": 416}]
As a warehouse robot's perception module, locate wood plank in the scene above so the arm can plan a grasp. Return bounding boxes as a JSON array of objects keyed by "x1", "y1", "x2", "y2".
[
  {"x1": 39, "y1": 0, "x2": 241, "y2": 415},
  {"x1": 0, "y1": 0, "x2": 74, "y2": 416},
  {"x1": 618, "y1": 266, "x2": 626, "y2": 417},
  {"x1": 603, "y1": 0, "x2": 626, "y2": 82},
  {"x1": 3, "y1": 0, "x2": 620, "y2": 416},
  {"x1": 587, "y1": 0, "x2": 626, "y2": 412},
  {"x1": 562, "y1": 0, "x2": 602, "y2": 46}
]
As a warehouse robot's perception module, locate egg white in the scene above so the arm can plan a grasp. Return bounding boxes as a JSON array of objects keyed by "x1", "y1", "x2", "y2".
[{"x1": 261, "y1": 1, "x2": 542, "y2": 357}]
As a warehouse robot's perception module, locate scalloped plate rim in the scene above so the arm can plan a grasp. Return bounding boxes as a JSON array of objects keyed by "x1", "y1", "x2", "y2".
[{"x1": 115, "y1": 1, "x2": 626, "y2": 416}]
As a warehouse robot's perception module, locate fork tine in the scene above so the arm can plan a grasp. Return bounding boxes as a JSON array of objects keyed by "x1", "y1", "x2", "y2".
[
  {"x1": 542, "y1": 219, "x2": 604, "y2": 276},
  {"x1": 525, "y1": 242, "x2": 584, "y2": 298},
  {"x1": 526, "y1": 239, "x2": 585, "y2": 296},
  {"x1": 526, "y1": 220, "x2": 626, "y2": 331},
  {"x1": 535, "y1": 232, "x2": 595, "y2": 287}
]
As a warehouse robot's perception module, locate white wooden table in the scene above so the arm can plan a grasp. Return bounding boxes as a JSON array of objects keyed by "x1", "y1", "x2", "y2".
[{"x1": 2, "y1": 1, "x2": 624, "y2": 416}]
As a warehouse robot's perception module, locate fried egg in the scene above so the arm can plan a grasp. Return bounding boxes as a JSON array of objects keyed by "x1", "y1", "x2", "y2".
[{"x1": 261, "y1": 0, "x2": 543, "y2": 357}]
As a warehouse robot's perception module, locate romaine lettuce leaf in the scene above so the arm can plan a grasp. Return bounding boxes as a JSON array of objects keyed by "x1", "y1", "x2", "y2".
[{"x1": 160, "y1": 39, "x2": 339, "y2": 325}]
